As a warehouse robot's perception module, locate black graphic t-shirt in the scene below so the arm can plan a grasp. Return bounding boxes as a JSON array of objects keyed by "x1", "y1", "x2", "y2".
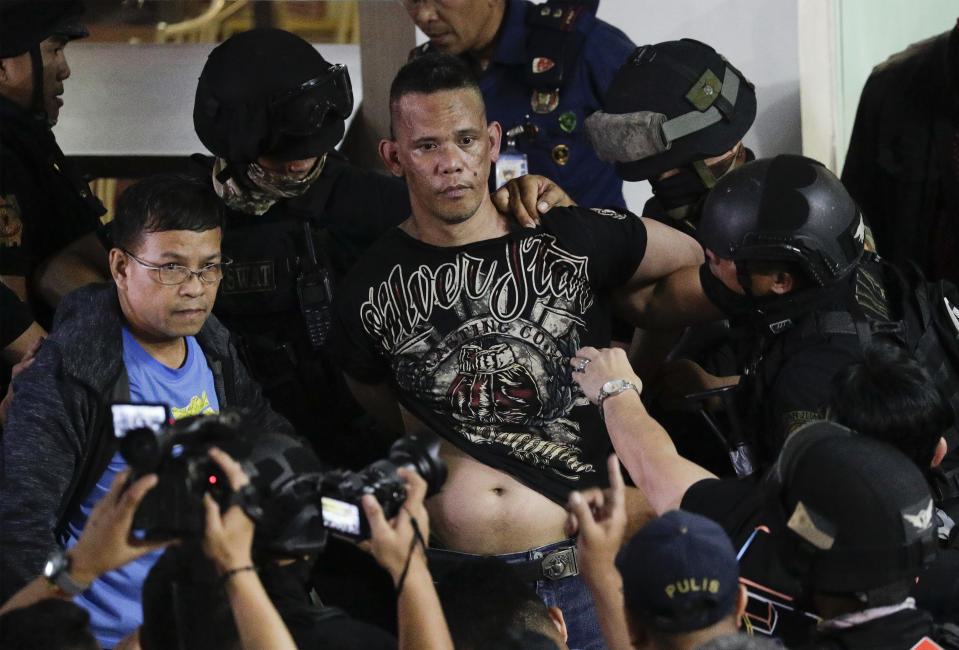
[{"x1": 332, "y1": 206, "x2": 647, "y2": 504}]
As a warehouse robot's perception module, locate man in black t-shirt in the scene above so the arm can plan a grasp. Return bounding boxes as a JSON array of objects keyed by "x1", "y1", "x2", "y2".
[{"x1": 331, "y1": 53, "x2": 703, "y2": 650}]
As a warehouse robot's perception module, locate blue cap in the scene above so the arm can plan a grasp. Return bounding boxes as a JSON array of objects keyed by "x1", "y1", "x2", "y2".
[{"x1": 616, "y1": 510, "x2": 740, "y2": 632}]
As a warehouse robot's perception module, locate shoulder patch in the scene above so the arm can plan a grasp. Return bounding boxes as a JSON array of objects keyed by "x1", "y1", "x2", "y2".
[
  {"x1": 590, "y1": 207, "x2": 628, "y2": 219},
  {"x1": 0, "y1": 193, "x2": 23, "y2": 247}
]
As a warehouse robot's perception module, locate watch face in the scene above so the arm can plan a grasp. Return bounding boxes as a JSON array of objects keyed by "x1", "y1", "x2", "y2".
[
  {"x1": 602, "y1": 379, "x2": 626, "y2": 394},
  {"x1": 43, "y1": 551, "x2": 65, "y2": 579}
]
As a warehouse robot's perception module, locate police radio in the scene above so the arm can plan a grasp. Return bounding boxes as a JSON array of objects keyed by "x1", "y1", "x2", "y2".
[{"x1": 297, "y1": 222, "x2": 334, "y2": 349}]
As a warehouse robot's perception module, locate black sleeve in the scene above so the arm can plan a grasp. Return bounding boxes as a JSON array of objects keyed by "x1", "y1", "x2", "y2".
[
  {"x1": 681, "y1": 476, "x2": 766, "y2": 543},
  {"x1": 544, "y1": 206, "x2": 648, "y2": 288},
  {"x1": 1, "y1": 283, "x2": 33, "y2": 350},
  {"x1": 327, "y1": 276, "x2": 392, "y2": 385},
  {"x1": 764, "y1": 337, "x2": 860, "y2": 445},
  {"x1": 0, "y1": 161, "x2": 29, "y2": 277}
]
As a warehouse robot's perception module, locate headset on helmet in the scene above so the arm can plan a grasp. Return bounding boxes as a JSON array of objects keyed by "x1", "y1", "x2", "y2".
[
  {"x1": 765, "y1": 421, "x2": 938, "y2": 605},
  {"x1": 193, "y1": 28, "x2": 353, "y2": 166},
  {"x1": 584, "y1": 38, "x2": 756, "y2": 183},
  {"x1": 697, "y1": 155, "x2": 865, "y2": 288}
]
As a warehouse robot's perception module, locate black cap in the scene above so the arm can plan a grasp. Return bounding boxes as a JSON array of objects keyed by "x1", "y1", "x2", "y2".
[
  {"x1": 0, "y1": 0, "x2": 87, "y2": 58},
  {"x1": 194, "y1": 28, "x2": 352, "y2": 164},
  {"x1": 769, "y1": 421, "x2": 938, "y2": 598},
  {"x1": 602, "y1": 39, "x2": 756, "y2": 181},
  {"x1": 616, "y1": 510, "x2": 740, "y2": 633}
]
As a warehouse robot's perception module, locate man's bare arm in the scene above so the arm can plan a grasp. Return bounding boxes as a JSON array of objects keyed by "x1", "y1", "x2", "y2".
[
  {"x1": 33, "y1": 232, "x2": 110, "y2": 307},
  {"x1": 570, "y1": 347, "x2": 716, "y2": 514},
  {"x1": 613, "y1": 219, "x2": 724, "y2": 330}
]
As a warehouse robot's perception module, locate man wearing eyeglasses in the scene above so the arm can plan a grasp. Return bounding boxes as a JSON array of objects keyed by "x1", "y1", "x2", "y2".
[{"x1": 0, "y1": 173, "x2": 291, "y2": 647}]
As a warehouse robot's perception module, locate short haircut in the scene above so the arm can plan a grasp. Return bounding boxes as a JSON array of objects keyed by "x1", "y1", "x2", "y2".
[
  {"x1": 140, "y1": 545, "x2": 240, "y2": 650},
  {"x1": 828, "y1": 343, "x2": 953, "y2": 468},
  {"x1": 0, "y1": 599, "x2": 99, "y2": 650},
  {"x1": 111, "y1": 173, "x2": 224, "y2": 252},
  {"x1": 388, "y1": 52, "x2": 484, "y2": 135},
  {"x1": 436, "y1": 558, "x2": 559, "y2": 650}
]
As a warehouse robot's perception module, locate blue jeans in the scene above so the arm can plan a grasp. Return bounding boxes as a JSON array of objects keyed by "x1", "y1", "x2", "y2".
[{"x1": 428, "y1": 539, "x2": 605, "y2": 650}]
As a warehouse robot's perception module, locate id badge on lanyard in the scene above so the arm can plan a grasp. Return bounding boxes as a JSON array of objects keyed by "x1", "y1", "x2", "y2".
[{"x1": 494, "y1": 147, "x2": 529, "y2": 189}]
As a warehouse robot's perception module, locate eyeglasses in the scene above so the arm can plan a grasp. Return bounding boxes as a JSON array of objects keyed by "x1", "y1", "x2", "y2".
[{"x1": 122, "y1": 248, "x2": 232, "y2": 285}]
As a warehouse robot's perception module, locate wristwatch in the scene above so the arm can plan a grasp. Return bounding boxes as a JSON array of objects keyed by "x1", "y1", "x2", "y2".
[
  {"x1": 43, "y1": 548, "x2": 91, "y2": 596},
  {"x1": 597, "y1": 379, "x2": 641, "y2": 421}
]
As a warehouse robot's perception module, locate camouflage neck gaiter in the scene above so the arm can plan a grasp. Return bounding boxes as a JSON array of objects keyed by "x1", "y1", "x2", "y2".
[{"x1": 212, "y1": 154, "x2": 326, "y2": 215}]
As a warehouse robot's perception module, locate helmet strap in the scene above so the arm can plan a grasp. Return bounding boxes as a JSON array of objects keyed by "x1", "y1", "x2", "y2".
[
  {"x1": 28, "y1": 44, "x2": 47, "y2": 123},
  {"x1": 692, "y1": 158, "x2": 720, "y2": 188}
]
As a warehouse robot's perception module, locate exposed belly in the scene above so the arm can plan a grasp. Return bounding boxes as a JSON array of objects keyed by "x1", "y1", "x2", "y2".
[{"x1": 426, "y1": 439, "x2": 569, "y2": 555}]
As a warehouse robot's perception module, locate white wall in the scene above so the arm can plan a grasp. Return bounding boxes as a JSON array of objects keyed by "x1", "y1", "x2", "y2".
[{"x1": 595, "y1": 0, "x2": 802, "y2": 213}]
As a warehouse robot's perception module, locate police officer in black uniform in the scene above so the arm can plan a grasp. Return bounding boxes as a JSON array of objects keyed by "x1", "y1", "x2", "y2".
[
  {"x1": 191, "y1": 28, "x2": 412, "y2": 466},
  {"x1": 690, "y1": 155, "x2": 879, "y2": 462},
  {"x1": 770, "y1": 425, "x2": 958, "y2": 649},
  {"x1": 585, "y1": 38, "x2": 757, "y2": 236},
  {"x1": 0, "y1": 0, "x2": 108, "y2": 326}
]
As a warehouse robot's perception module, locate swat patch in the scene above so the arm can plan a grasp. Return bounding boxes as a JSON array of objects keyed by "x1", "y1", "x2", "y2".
[
  {"x1": 221, "y1": 260, "x2": 276, "y2": 294},
  {"x1": 0, "y1": 194, "x2": 23, "y2": 248}
]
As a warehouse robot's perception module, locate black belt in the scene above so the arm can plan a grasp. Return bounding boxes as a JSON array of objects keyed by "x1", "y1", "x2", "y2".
[{"x1": 427, "y1": 544, "x2": 580, "y2": 583}]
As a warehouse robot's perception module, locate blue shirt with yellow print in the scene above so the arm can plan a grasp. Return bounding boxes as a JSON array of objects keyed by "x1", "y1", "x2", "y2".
[{"x1": 66, "y1": 327, "x2": 220, "y2": 648}]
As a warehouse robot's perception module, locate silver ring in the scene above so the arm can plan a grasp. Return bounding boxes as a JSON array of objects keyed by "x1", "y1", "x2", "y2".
[{"x1": 575, "y1": 358, "x2": 591, "y2": 373}]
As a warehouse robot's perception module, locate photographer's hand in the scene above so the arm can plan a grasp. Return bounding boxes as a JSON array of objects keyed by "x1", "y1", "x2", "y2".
[
  {"x1": 363, "y1": 469, "x2": 453, "y2": 650},
  {"x1": 362, "y1": 468, "x2": 430, "y2": 581},
  {"x1": 566, "y1": 454, "x2": 631, "y2": 649},
  {"x1": 201, "y1": 446, "x2": 297, "y2": 650},
  {"x1": 0, "y1": 468, "x2": 169, "y2": 615},
  {"x1": 201, "y1": 447, "x2": 254, "y2": 575}
]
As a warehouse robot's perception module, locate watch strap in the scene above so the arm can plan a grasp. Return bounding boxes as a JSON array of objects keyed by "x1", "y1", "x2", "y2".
[
  {"x1": 44, "y1": 549, "x2": 91, "y2": 596},
  {"x1": 597, "y1": 380, "x2": 641, "y2": 421}
]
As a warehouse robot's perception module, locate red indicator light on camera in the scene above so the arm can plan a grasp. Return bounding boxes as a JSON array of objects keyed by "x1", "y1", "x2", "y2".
[{"x1": 209, "y1": 475, "x2": 217, "y2": 485}]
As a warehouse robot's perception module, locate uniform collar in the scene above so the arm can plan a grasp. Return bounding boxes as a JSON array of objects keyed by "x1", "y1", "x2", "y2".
[{"x1": 490, "y1": 0, "x2": 528, "y2": 66}]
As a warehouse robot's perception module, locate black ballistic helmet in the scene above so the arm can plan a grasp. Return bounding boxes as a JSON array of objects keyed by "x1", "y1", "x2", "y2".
[
  {"x1": 601, "y1": 39, "x2": 756, "y2": 181},
  {"x1": 698, "y1": 155, "x2": 865, "y2": 287},
  {"x1": 0, "y1": 0, "x2": 88, "y2": 58},
  {"x1": 767, "y1": 422, "x2": 938, "y2": 603},
  {"x1": 193, "y1": 28, "x2": 353, "y2": 164},
  {"x1": 244, "y1": 431, "x2": 327, "y2": 558}
]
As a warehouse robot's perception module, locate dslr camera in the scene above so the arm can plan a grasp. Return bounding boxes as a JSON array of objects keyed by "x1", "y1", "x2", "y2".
[
  {"x1": 114, "y1": 404, "x2": 254, "y2": 540},
  {"x1": 320, "y1": 430, "x2": 446, "y2": 540},
  {"x1": 113, "y1": 402, "x2": 446, "y2": 545}
]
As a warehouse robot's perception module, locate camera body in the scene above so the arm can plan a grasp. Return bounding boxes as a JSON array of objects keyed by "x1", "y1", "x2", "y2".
[
  {"x1": 320, "y1": 430, "x2": 446, "y2": 541},
  {"x1": 117, "y1": 407, "x2": 252, "y2": 540},
  {"x1": 113, "y1": 402, "x2": 446, "y2": 545}
]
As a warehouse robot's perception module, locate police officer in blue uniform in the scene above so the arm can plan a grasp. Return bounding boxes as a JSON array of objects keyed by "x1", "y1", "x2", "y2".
[{"x1": 405, "y1": 0, "x2": 634, "y2": 209}]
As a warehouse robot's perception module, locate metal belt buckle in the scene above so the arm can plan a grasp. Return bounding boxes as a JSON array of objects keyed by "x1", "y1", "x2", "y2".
[{"x1": 539, "y1": 547, "x2": 578, "y2": 580}]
